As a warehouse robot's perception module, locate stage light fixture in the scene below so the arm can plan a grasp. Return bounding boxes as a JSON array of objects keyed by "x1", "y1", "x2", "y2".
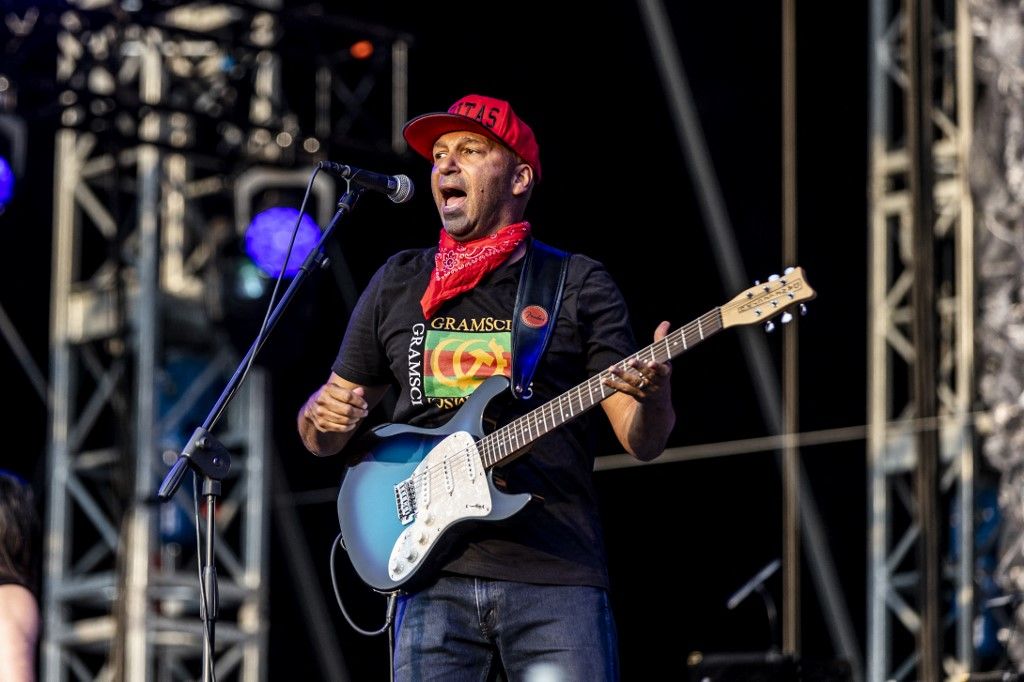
[
  {"x1": 350, "y1": 40, "x2": 374, "y2": 60},
  {"x1": 0, "y1": 156, "x2": 13, "y2": 211},
  {"x1": 243, "y1": 206, "x2": 321, "y2": 278},
  {"x1": 234, "y1": 166, "x2": 337, "y2": 280},
  {"x1": 0, "y1": 112, "x2": 26, "y2": 213}
]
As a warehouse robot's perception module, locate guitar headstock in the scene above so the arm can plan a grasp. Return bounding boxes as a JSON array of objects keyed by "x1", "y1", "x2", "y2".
[{"x1": 720, "y1": 266, "x2": 816, "y2": 330}]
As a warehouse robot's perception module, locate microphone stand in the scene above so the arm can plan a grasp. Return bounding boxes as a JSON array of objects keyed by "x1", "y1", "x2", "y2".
[
  {"x1": 157, "y1": 187, "x2": 365, "y2": 681},
  {"x1": 727, "y1": 558, "x2": 782, "y2": 655}
]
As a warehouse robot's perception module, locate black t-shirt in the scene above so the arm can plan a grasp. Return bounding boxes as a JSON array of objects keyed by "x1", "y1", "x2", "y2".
[{"x1": 333, "y1": 242, "x2": 636, "y2": 588}]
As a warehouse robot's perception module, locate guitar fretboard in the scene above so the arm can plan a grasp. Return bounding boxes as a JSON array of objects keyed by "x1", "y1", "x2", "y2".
[{"x1": 476, "y1": 308, "x2": 724, "y2": 469}]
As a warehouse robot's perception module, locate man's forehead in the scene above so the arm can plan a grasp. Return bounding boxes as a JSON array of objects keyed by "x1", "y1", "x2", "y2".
[{"x1": 432, "y1": 131, "x2": 494, "y2": 148}]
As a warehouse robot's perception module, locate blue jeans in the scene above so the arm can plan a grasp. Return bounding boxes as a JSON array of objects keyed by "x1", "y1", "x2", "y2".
[{"x1": 392, "y1": 575, "x2": 619, "y2": 682}]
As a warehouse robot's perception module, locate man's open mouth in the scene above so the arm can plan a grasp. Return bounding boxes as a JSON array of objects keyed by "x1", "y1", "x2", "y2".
[{"x1": 440, "y1": 187, "x2": 467, "y2": 209}]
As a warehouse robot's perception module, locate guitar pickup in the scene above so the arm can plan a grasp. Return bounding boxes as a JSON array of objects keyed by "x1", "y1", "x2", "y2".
[{"x1": 394, "y1": 478, "x2": 416, "y2": 525}]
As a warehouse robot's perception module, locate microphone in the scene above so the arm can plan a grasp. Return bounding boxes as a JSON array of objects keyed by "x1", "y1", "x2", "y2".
[{"x1": 318, "y1": 161, "x2": 415, "y2": 204}]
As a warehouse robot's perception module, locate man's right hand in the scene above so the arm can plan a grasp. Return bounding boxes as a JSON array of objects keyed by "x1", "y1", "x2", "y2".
[
  {"x1": 298, "y1": 372, "x2": 386, "y2": 456},
  {"x1": 305, "y1": 373, "x2": 369, "y2": 434}
]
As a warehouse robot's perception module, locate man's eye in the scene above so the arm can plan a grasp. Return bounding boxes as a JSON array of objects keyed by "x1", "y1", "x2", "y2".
[{"x1": 433, "y1": 151, "x2": 447, "y2": 160}]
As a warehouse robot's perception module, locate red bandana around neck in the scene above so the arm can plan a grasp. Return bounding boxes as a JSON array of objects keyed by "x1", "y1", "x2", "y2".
[{"x1": 420, "y1": 221, "x2": 532, "y2": 319}]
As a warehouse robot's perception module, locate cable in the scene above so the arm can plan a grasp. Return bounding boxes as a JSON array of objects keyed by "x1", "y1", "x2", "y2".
[
  {"x1": 192, "y1": 472, "x2": 216, "y2": 682},
  {"x1": 329, "y1": 532, "x2": 397, "y2": 637},
  {"x1": 387, "y1": 594, "x2": 397, "y2": 682},
  {"x1": 209, "y1": 166, "x2": 323, "y2": 428}
]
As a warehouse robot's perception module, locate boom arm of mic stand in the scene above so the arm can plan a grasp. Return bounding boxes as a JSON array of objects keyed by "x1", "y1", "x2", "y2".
[
  {"x1": 727, "y1": 558, "x2": 781, "y2": 610},
  {"x1": 726, "y1": 558, "x2": 783, "y2": 653}
]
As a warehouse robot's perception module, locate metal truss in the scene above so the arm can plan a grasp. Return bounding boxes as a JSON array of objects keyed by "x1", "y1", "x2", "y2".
[
  {"x1": 41, "y1": 2, "x2": 410, "y2": 678},
  {"x1": 46, "y1": 119, "x2": 274, "y2": 679},
  {"x1": 867, "y1": 0, "x2": 976, "y2": 680}
]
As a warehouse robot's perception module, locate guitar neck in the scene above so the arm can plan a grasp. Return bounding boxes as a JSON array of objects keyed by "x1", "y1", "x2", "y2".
[{"x1": 477, "y1": 308, "x2": 724, "y2": 469}]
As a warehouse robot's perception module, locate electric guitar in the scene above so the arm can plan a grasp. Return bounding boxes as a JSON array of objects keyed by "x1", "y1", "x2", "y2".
[{"x1": 336, "y1": 267, "x2": 816, "y2": 592}]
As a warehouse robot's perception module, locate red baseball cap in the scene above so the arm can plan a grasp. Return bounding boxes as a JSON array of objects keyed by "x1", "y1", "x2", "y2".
[{"x1": 403, "y1": 94, "x2": 542, "y2": 181}]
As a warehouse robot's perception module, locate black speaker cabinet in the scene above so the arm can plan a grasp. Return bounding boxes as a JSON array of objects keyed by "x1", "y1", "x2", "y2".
[{"x1": 687, "y1": 651, "x2": 852, "y2": 682}]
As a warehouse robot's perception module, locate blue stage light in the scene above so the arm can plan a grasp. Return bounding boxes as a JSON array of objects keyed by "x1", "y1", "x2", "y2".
[
  {"x1": 0, "y1": 156, "x2": 14, "y2": 210},
  {"x1": 243, "y1": 207, "x2": 321, "y2": 278}
]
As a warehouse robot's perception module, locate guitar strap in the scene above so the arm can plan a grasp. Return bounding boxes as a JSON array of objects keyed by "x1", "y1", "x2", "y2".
[{"x1": 510, "y1": 238, "x2": 569, "y2": 400}]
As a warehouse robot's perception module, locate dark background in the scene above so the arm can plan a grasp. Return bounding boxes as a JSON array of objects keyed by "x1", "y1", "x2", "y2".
[{"x1": 1, "y1": 1, "x2": 871, "y2": 679}]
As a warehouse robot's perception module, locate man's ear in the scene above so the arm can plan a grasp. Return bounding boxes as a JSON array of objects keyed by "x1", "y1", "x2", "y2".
[{"x1": 511, "y1": 163, "x2": 534, "y2": 196}]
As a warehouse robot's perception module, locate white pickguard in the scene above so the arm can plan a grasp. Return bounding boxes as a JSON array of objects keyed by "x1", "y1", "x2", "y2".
[{"x1": 388, "y1": 431, "x2": 491, "y2": 581}]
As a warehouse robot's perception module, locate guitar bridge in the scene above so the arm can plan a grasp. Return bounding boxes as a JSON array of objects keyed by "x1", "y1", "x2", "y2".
[{"x1": 394, "y1": 478, "x2": 416, "y2": 525}]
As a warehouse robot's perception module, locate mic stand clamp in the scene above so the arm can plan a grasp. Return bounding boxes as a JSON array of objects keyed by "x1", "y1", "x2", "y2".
[{"x1": 174, "y1": 427, "x2": 232, "y2": 488}]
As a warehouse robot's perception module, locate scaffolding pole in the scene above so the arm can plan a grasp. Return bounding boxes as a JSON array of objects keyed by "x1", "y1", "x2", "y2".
[{"x1": 866, "y1": 0, "x2": 976, "y2": 679}]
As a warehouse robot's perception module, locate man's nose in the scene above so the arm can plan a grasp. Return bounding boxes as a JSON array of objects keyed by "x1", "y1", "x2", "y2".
[{"x1": 434, "y1": 155, "x2": 458, "y2": 174}]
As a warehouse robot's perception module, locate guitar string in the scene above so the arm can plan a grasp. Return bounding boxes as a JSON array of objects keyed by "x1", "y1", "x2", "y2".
[
  {"x1": 484, "y1": 272, "x2": 808, "y2": 462},
  {"x1": 477, "y1": 307, "x2": 723, "y2": 466},
  {"x1": 407, "y1": 307, "x2": 734, "y2": 493},
  {"x1": 481, "y1": 320, "x2": 693, "y2": 462},
  {"x1": 402, "y1": 277, "x2": 806, "y2": 517},
  {"x1": 408, "y1": 308, "x2": 725, "y2": 494},
  {"x1": 407, "y1": 273, "x2": 802, "y2": 495}
]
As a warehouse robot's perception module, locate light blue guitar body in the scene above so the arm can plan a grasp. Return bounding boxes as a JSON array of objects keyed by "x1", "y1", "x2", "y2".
[{"x1": 336, "y1": 375, "x2": 532, "y2": 592}]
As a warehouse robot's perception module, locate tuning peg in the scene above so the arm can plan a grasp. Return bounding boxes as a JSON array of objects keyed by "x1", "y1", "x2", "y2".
[
  {"x1": 753, "y1": 279, "x2": 760, "y2": 286},
  {"x1": 784, "y1": 266, "x2": 795, "y2": 275},
  {"x1": 799, "y1": 303, "x2": 808, "y2": 316},
  {"x1": 781, "y1": 312, "x2": 793, "y2": 324},
  {"x1": 765, "y1": 320, "x2": 775, "y2": 333},
  {"x1": 768, "y1": 274, "x2": 780, "y2": 282}
]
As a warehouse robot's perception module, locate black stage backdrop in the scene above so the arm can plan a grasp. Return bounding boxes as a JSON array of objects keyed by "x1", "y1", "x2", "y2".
[{"x1": 1, "y1": 1, "x2": 869, "y2": 679}]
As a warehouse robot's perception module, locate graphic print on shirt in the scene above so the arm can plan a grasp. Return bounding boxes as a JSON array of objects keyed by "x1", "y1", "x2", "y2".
[{"x1": 409, "y1": 315, "x2": 512, "y2": 410}]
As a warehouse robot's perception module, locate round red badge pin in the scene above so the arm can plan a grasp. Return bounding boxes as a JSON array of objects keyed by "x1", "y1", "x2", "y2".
[{"x1": 520, "y1": 305, "x2": 549, "y2": 329}]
